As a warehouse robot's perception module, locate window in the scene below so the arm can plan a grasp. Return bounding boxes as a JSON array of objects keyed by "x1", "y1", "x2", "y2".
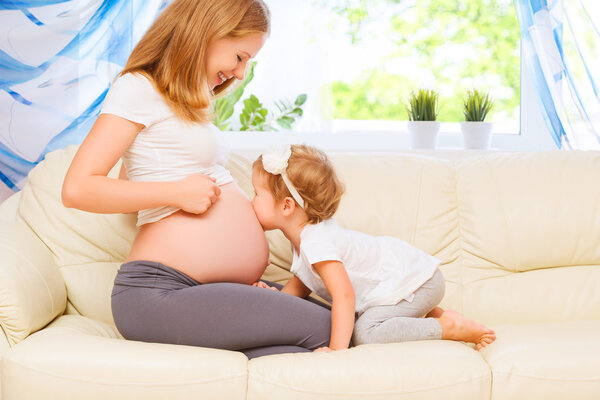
[{"x1": 230, "y1": 0, "x2": 555, "y2": 151}]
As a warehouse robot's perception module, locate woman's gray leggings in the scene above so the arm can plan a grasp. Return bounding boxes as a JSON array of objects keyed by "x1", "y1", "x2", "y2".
[{"x1": 111, "y1": 260, "x2": 331, "y2": 359}]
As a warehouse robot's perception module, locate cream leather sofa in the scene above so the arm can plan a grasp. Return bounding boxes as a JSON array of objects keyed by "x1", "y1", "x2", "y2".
[{"x1": 1, "y1": 145, "x2": 599, "y2": 400}]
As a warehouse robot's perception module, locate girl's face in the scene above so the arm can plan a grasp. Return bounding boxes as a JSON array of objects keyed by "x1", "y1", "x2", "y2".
[
  {"x1": 251, "y1": 169, "x2": 281, "y2": 231},
  {"x1": 205, "y1": 33, "x2": 266, "y2": 90}
]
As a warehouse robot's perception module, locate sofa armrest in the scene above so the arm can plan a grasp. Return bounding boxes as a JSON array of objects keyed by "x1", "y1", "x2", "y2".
[
  {"x1": 0, "y1": 220, "x2": 66, "y2": 346},
  {"x1": 0, "y1": 325, "x2": 9, "y2": 400}
]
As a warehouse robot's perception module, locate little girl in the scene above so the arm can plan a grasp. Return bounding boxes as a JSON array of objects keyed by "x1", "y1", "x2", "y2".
[{"x1": 251, "y1": 144, "x2": 496, "y2": 352}]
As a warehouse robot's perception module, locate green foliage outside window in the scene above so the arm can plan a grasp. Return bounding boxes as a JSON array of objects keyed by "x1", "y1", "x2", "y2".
[{"x1": 315, "y1": 0, "x2": 520, "y2": 123}]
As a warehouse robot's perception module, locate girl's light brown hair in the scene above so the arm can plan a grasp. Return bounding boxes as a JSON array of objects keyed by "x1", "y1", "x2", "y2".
[
  {"x1": 119, "y1": 0, "x2": 270, "y2": 123},
  {"x1": 253, "y1": 145, "x2": 345, "y2": 224}
]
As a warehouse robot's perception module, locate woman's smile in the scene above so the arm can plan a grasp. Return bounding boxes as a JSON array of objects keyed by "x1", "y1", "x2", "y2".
[{"x1": 217, "y1": 71, "x2": 228, "y2": 85}]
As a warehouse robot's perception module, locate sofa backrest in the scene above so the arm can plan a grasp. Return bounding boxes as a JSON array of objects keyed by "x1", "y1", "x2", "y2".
[
  {"x1": 16, "y1": 146, "x2": 600, "y2": 327},
  {"x1": 454, "y1": 152, "x2": 600, "y2": 326},
  {"x1": 190, "y1": 149, "x2": 600, "y2": 326}
]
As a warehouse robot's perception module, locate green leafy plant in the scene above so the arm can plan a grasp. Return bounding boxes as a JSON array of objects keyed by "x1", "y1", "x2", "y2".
[
  {"x1": 213, "y1": 62, "x2": 257, "y2": 131},
  {"x1": 239, "y1": 94, "x2": 307, "y2": 131},
  {"x1": 463, "y1": 89, "x2": 493, "y2": 122},
  {"x1": 405, "y1": 89, "x2": 439, "y2": 121},
  {"x1": 213, "y1": 61, "x2": 307, "y2": 131}
]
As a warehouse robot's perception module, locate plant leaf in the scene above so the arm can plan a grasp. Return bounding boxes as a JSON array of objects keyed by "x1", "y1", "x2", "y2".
[{"x1": 295, "y1": 94, "x2": 307, "y2": 106}]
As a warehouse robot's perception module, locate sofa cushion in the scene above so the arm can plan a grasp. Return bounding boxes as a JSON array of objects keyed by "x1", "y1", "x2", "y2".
[
  {"x1": 248, "y1": 341, "x2": 490, "y2": 400},
  {"x1": 482, "y1": 320, "x2": 600, "y2": 400},
  {"x1": 461, "y1": 265, "x2": 600, "y2": 327},
  {"x1": 456, "y1": 152, "x2": 600, "y2": 325},
  {"x1": 18, "y1": 145, "x2": 137, "y2": 267},
  {"x1": 3, "y1": 315, "x2": 248, "y2": 400},
  {"x1": 60, "y1": 262, "x2": 120, "y2": 325}
]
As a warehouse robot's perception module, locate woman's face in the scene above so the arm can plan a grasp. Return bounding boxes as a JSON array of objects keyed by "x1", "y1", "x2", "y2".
[{"x1": 205, "y1": 33, "x2": 266, "y2": 90}]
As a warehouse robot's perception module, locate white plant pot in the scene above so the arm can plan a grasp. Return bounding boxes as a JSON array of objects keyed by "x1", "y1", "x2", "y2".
[
  {"x1": 407, "y1": 121, "x2": 440, "y2": 149},
  {"x1": 460, "y1": 122, "x2": 493, "y2": 149}
]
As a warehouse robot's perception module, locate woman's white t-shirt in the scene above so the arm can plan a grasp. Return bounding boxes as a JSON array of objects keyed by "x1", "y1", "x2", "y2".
[
  {"x1": 291, "y1": 218, "x2": 441, "y2": 313},
  {"x1": 100, "y1": 72, "x2": 233, "y2": 226}
]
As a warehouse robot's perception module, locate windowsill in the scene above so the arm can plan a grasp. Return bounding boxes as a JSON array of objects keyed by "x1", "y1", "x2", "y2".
[
  {"x1": 331, "y1": 119, "x2": 520, "y2": 136},
  {"x1": 222, "y1": 130, "x2": 533, "y2": 154}
]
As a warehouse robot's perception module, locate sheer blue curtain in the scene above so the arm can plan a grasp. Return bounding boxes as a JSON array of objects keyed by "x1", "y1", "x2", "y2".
[
  {"x1": 515, "y1": 0, "x2": 600, "y2": 150},
  {"x1": 0, "y1": 0, "x2": 168, "y2": 197}
]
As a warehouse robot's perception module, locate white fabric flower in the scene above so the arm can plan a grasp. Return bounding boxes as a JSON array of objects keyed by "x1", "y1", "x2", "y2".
[
  {"x1": 260, "y1": 145, "x2": 305, "y2": 208},
  {"x1": 262, "y1": 145, "x2": 292, "y2": 175}
]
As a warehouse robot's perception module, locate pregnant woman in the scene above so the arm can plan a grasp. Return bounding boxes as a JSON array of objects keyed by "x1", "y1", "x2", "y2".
[{"x1": 62, "y1": 0, "x2": 331, "y2": 358}]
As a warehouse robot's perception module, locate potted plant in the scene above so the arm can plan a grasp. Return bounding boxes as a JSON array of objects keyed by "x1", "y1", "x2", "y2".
[
  {"x1": 405, "y1": 89, "x2": 440, "y2": 149},
  {"x1": 461, "y1": 89, "x2": 494, "y2": 149}
]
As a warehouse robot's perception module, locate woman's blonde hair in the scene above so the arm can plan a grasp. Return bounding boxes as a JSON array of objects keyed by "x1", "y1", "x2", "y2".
[
  {"x1": 119, "y1": 0, "x2": 270, "y2": 123},
  {"x1": 253, "y1": 145, "x2": 346, "y2": 224}
]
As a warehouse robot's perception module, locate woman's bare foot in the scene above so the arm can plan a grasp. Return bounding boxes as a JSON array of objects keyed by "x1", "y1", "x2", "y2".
[
  {"x1": 425, "y1": 306, "x2": 445, "y2": 318},
  {"x1": 436, "y1": 310, "x2": 496, "y2": 351}
]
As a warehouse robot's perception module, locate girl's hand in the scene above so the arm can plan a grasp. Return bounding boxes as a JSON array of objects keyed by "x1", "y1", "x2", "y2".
[
  {"x1": 175, "y1": 173, "x2": 221, "y2": 214},
  {"x1": 252, "y1": 281, "x2": 279, "y2": 290},
  {"x1": 313, "y1": 346, "x2": 334, "y2": 353}
]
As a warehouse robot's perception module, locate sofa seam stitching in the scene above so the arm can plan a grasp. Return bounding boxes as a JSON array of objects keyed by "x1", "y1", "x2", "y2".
[
  {"x1": 486, "y1": 157, "x2": 518, "y2": 271},
  {"x1": 453, "y1": 161, "x2": 465, "y2": 313},
  {"x1": 411, "y1": 162, "x2": 423, "y2": 245}
]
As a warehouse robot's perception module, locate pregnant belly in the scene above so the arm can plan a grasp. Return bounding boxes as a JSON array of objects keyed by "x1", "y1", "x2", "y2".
[{"x1": 126, "y1": 182, "x2": 270, "y2": 284}]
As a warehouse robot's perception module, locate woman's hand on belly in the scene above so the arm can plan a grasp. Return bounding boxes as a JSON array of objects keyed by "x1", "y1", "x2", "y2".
[{"x1": 174, "y1": 173, "x2": 221, "y2": 214}]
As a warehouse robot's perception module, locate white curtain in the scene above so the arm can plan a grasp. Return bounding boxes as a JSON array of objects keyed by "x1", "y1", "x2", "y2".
[
  {"x1": 515, "y1": 0, "x2": 600, "y2": 149},
  {"x1": 0, "y1": 0, "x2": 167, "y2": 198}
]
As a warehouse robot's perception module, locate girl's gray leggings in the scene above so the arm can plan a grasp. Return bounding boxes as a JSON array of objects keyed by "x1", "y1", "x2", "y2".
[
  {"x1": 352, "y1": 268, "x2": 445, "y2": 345},
  {"x1": 111, "y1": 260, "x2": 331, "y2": 359}
]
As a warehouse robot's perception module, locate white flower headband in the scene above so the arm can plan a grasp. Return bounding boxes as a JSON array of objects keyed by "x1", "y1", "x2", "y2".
[{"x1": 261, "y1": 145, "x2": 305, "y2": 208}]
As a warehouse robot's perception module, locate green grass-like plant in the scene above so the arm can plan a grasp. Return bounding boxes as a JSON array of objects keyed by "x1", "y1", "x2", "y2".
[
  {"x1": 463, "y1": 89, "x2": 494, "y2": 122},
  {"x1": 405, "y1": 89, "x2": 439, "y2": 121}
]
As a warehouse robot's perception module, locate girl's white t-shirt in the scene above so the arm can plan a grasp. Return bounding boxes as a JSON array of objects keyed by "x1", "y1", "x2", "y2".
[
  {"x1": 100, "y1": 72, "x2": 233, "y2": 226},
  {"x1": 291, "y1": 218, "x2": 441, "y2": 313}
]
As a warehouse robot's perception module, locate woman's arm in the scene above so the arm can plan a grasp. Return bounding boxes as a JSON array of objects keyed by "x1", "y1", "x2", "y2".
[
  {"x1": 313, "y1": 260, "x2": 355, "y2": 351},
  {"x1": 118, "y1": 163, "x2": 128, "y2": 181},
  {"x1": 62, "y1": 114, "x2": 220, "y2": 214}
]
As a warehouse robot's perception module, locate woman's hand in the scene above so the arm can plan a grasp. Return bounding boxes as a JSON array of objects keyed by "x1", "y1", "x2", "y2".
[
  {"x1": 252, "y1": 281, "x2": 279, "y2": 290},
  {"x1": 175, "y1": 173, "x2": 221, "y2": 214}
]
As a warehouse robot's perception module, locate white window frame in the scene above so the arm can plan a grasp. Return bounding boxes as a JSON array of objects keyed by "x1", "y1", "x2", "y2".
[
  {"x1": 225, "y1": 9, "x2": 557, "y2": 153},
  {"x1": 226, "y1": 57, "x2": 555, "y2": 152}
]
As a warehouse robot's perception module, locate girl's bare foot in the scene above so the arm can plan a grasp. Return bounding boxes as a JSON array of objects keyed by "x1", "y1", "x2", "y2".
[
  {"x1": 425, "y1": 306, "x2": 445, "y2": 318},
  {"x1": 476, "y1": 334, "x2": 495, "y2": 351},
  {"x1": 436, "y1": 310, "x2": 496, "y2": 351}
]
